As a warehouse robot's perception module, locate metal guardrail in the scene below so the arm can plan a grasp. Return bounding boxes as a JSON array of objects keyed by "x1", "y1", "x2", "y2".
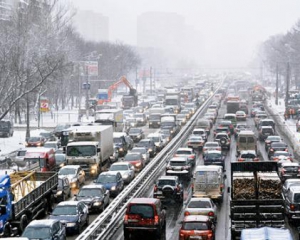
[{"x1": 76, "y1": 83, "x2": 223, "y2": 240}]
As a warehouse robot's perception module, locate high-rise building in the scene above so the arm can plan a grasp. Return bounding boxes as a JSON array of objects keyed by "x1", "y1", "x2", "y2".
[{"x1": 73, "y1": 10, "x2": 109, "y2": 42}]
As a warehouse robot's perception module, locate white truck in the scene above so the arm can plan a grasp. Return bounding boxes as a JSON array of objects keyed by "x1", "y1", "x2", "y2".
[
  {"x1": 94, "y1": 109, "x2": 123, "y2": 132},
  {"x1": 164, "y1": 92, "x2": 181, "y2": 114},
  {"x1": 66, "y1": 125, "x2": 114, "y2": 177}
]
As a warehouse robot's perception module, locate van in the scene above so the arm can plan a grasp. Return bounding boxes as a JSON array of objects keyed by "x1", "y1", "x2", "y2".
[
  {"x1": 236, "y1": 130, "x2": 257, "y2": 153},
  {"x1": 195, "y1": 118, "x2": 211, "y2": 135},
  {"x1": 113, "y1": 132, "x2": 128, "y2": 157},
  {"x1": 224, "y1": 113, "x2": 237, "y2": 126},
  {"x1": 192, "y1": 165, "x2": 225, "y2": 203},
  {"x1": 285, "y1": 185, "x2": 300, "y2": 222}
]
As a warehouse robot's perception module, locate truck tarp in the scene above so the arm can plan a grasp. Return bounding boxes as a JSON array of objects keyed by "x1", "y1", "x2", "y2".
[{"x1": 240, "y1": 227, "x2": 293, "y2": 240}]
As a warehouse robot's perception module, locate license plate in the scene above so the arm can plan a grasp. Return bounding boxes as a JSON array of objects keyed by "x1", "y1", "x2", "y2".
[
  {"x1": 128, "y1": 219, "x2": 139, "y2": 223},
  {"x1": 190, "y1": 236, "x2": 202, "y2": 240}
]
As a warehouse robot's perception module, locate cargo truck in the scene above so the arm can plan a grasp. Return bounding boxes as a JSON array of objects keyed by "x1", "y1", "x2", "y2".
[
  {"x1": 0, "y1": 171, "x2": 58, "y2": 236},
  {"x1": 164, "y1": 92, "x2": 181, "y2": 114},
  {"x1": 94, "y1": 109, "x2": 124, "y2": 132},
  {"x1": 66, "y1": 125, "x2": 114, "y2": 177},
  {"x1": 229, "y1": 162, "x2": 284, "y2": 239},
  {"x1": 148, "y1": 108, "x2": 165, "y2": 128},
  {"x1": 227, "y1": 100, "x2": 240, "y2": 114}
]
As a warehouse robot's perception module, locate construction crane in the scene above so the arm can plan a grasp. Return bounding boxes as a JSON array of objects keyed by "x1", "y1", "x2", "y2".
[{"x1": 97, "y1": 76, "x2": 137, "y2": 106}]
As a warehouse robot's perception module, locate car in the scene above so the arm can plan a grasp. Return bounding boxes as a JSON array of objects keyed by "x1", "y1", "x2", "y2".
[
  {"x1": 31, "y1": 129, "x2": 56, "y2": 141},
  {"x1": 22, "y1": 219, "x2": 66, "y2": 240},
  {"x1": 271, "y1": 150, "x2": 293, "y2": 161},
  {"x1": 12, "y1": 148, "x2": 28, "y2": 167},
  {"x1": 74, "y1": 185, "x2": 110, "y2": 213},
  {"x1": 109, "y1": 162, "x2": 135, "y2": 183},
  {"x1": 113, "y1": 132, "x2": 129, "y2": 157},
  {"x1": 128, "y1": 128, "x2": 145, "y2": 143},
  {"x1": 124, "y1": 152, "x2": 145, "y2": 172},
  {"x1": 134, "y1": 113, "x2": 147, "y2": 126},
  {"x1": 204, "y1": 112, "x2": 217, "y2": 123},
  {"x1": 192, "y1": 128, "x2": 208, "y2": 142},
  {"x1": 278, "y1": 162, "x2": 300, "y2": 182},
  {"x1": 94, "y1": 171, "x2": 124, "y2": 197},
  {"x1": 250, "y1": 107, "x2": 261, "y2": 117},
  {"x1": 153, "y1": 176, "x2": 183, "y2": 204},
  {"x1": 53, "y1": 124, "x2": 71, "y2": 138},
  {"x1": 147, "y1": 133, "x2": 166, "y2": 151},
  {"x1": 179, "y1": 215, "x2": 215, "y2": 240},
  {"x1": 213, "y1": 126, "x2": 231, "y2": 137},
  {"x1": 49, "y1": 201, "x2": 89, "y2": 235},
  {"x1": 131, "y1": 147, "x2": 150, "y2": 164},
  {"x1": 54, "y1": 149, "x2": 66, "y2": 167},
  {"x1": 234, "y1": 123, "x2": 248, "y2": 138},
  {"x1": 166, "y1": 157, "x2": 192, "y2": 179},
  {"x1": 187, "y1": 135, "x2": 205, "y2": 150},
  {"x1": 268, "y1": 141, "x2": 288, "y2": 159},
  {"x1": 25, "y1": 136, "x2": 46, "y2": 147},
  {"x1": 258, "y1": 126, "x2": 274, "y2": 141},
  {"x1": 235, "y1": 110, "x2": 246, "y2": 121},
  {"x1": 254, "y1": 113, "x2": 268, "y2": 127},
  {"x1": 223, "y1": 113, "x2": 237, "y2": 126},
  {"x1": 58, "y1": 165, "x2": 85, "y2": 189},
  {"x1": 44, "y1": 141, "x2": 60, "y2": 151},
  {"x1": 203, "y1": 142, "x2": 221, "y2": 154},
  {"x1": 218, "y1": 120, "x2": 234, "y2": 134},
  {"x1": 136, "y1": 139, "x2": 157, "y2": 158},
  {"x1": 264, "y1": 135, "x2": 282, "y2": 151},
  {"x1": 236, "y1": 150, "x2": 259, "y2": 162},
  {"x1": 123, "y1": 198, "x2": 166, "y2": 240},
  {"x1": 184, "y1": 197, "x2": 217, "y2": 223},
  {"x1": 125, "y1": 117, "x2": 137, "y2": 128},
  {"x1": 282, "y1": 179, "x2": 300, "y2": 197},
  {"x1": 124, "y1": 135, "x2": 134, "y2": 150},
  {"x1": 203, "y1": 150, "x2": 225, "y2": 168},
  {"x1": 258, "y1": 118, "x2": 275, "y2": 131},
  {"x1": 176, "y1": 114, "x2": 188, "y2": 126},
  {"x1": 214, "y1": 133, "x2": 230, "y2": 150},
  {"x1": 159, "y1": 128, "x2": 172, "y2": 142},
  {"x1": 54, "y1": 176, "x2": 71, "y2": 202},
  {"x1": 181, "y1": 109, "x2": 192, "y2": 119},
  {"x1": 175, "y1": 147, "x2": 196, "y2": 166}
]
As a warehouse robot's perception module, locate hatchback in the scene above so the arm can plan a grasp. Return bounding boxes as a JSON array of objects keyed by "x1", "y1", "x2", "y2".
[
  {"x1": 109, "y1": 162, "x2": 135, "y2": 183},
  {"x1": 58, "y1": 165, "x2": 85, "y2": 189},
  {"x1": 94, "y1": 171, "x2": 124, "y2": 197}
]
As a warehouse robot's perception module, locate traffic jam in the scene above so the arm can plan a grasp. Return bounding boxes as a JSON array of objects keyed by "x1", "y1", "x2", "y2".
[{"x1": 1, "y1": 75, "x2": 299, "y2": 240}]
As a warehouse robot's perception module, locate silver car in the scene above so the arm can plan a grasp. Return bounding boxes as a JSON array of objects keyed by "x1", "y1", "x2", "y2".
[
  {"x1": 58, "y1": 165, "x2": 85, "y2": 189},
  {"x1": 131, "y1": 147, "x2": 150, "y2": 164},
  {"x1": 109, "y1": 162, "x2": 135, "y2": 183}
]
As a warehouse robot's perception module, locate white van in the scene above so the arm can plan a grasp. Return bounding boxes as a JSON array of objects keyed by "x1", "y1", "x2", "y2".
[{"x1": 236, "y1": 130, "x2": 257, "y2": 153}]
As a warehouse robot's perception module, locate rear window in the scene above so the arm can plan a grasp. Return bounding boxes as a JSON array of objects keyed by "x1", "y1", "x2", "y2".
[
  {"x1": 284, "y1": 166, "x2": 299, "y2": 171},
  {"x1": 224, "y1": 116, "x2": 236, "y2": 120},
  {"x1": 247, "y1": 137, "x2": 255, "y2": 143},
  {"x1": 241, "y1": 153, "x2": 256, "y2": 158},
  {"x1": 176, "y1": 150, "x2": 191, "y2": 155},
  {"x1": 129, "y1": 204, "x2": 154, "y2": 218},
  {"x1": 182, "y1": 222, "x2": 209, "y2": 230},
  {"x1": 157, "y1": 179, "x2": 176, "y2": 186},
  {"x1": 239, "y1": 137, "x2": 246, "y2": 143},
  {"x1": 205, "y1": 143, "x2": 218, "y2": 147},
  {"x1": 262, "y1": 128, "x2": 273, "y2": 134},
  {"x1": 170, "y1": 161, "x2": 185, "y2": 166},
  {"x1": 188, "y1": 200, "x2": 212, "y2": 208}
]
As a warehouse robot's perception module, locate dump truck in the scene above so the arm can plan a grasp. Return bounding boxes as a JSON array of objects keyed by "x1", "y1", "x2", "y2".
[
  {"x1": 66, "y1": 125, "x2": 114, "y2": 176},
  {"x1": 0, "y1": 171, "x2": 58, "y2": 236},
  {"x1": 229, "y1": 161, "x2": 284, "y2": 239}
]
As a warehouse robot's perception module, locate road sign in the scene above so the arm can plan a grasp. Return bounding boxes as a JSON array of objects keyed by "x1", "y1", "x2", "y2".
[
  {"x1": 40, "y1": 99, "x2": 50, "y2": 112},
  {"x1": 78, "y1": 61, "x2": 99, "y2": 77}
]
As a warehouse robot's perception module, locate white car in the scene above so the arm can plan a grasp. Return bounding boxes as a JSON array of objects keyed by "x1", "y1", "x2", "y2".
[
  {"x1": 58, "y1": 165, "x2": 85, "y2": 189},
  {"x1": 203, "y1": 142, "x2": 221, "y2": 154},
  {"x1": 175, "y1": 147, "x2": 196, "y2": 166},
  {"x1": 147, "y1": 133, "x2": 166, "y2": 151},
  {"x1": 109, "y1": 162, "x2": 135, "y2": 183}
]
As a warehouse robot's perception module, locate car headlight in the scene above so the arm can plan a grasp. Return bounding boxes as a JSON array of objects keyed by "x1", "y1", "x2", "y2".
[
  {"x1": 149, "y1": 149, "x2": 153, "y2": 152},
  {"x1": 59, "y1": 163, "x2": 65, "y2": 168},
  {"x1": 70, "y1": 178, "x2": 77, "y2": 183},
  {"x1": 111, "y1": 186, "x2": 116, "y2": 191},
  {"x1": 170, "y1": 130, "x2": 174, "y2": 134},
  {"x1": 91, "y1": 165, "x2": 98, "y2": 170},
  {"x1": 130, "y1": 123, "x2": 135, "y2": 126},
  {"x1": 123, "y1": 173, "x2": 129, "y2": 178},
  {"x1": 136, "y1": 162, "x2": 141, "y2": 167},
  {"x1": 67, "y1": 222, "x2": 77, "y2": 227},
  {"x1": 93, "y1": 201, "x2": 102, "y2": 206},
  {"x1": 56, "y1": 190, "x2": 63, "y2": 196},
  {"x1": 119, "y1": 148, "x2": 123, "y2": 152}
]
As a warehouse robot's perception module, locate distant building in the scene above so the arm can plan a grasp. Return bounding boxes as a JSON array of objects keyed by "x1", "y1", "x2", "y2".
[{"x1": 74, "y1": 10, "x2": 109, "y2": 42}]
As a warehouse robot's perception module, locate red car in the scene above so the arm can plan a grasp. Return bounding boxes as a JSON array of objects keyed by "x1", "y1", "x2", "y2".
[{"x1": 25, "y1": 136, "x2": 46, "y2": 147}]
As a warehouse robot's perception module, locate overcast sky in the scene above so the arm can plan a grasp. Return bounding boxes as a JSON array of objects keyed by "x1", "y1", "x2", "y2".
[{"x1": 70, "y1": 0, "x2": 300, "y2": 68}]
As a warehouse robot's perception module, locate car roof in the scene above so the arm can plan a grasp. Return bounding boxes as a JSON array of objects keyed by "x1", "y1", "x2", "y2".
[
  {"x1": 170, "y1": 157, "x2": 187, "y2": 161},
  {"x1": 261, "y1": 126, "x2": 273, "y2": 129},
  {"x1": 189, "y1": 197, "x2": 211, "y2": 202},
  {"x1": 27, "y1": 219, "x2": 58, "y2": 227},
  {"x1": 57, "y1": 201, "x2": 79, "y2": 206},
  {"x1": 111, "y1": 162, "x2": 131, "y2": 166},
  {"x1": 183, "y1": 215, "x2": 210, "y2": 222},
  {"x1": 205, "y1": 141, "x2": 219, "y2": 145},
  {"x1": 129, "y1": 198, "x2": 159, "y2": 204},
  {"x1": 61, "y1": 165, "x2": 80, "y2": 169},
  {"x1": 100, "y1": 171, "x2": 119, "y2": 176},
  {"x1": 206, "y1": 150, "x2": 222, "y2": 154},
  {"x1": 193, "y1": 128, "x2": 205, "y2": 131},
  {"x1": 81, "y1": 185, "x2": 105, "y2": 189},
  {"x1": 158, "y1": 175, "x2": 178, "y2": 181},
  {"x1": 177, "y1": 148, "x2": 193, "y2": 152},
  {"x1": 240, "y1": 150, "x2": 256, "y2": 154},
  {"x1": 282, "y1": 162, "x2": 299, "y2": 167}
]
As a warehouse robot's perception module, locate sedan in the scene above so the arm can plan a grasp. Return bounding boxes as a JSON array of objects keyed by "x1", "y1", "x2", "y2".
[
  {"x1": 175, "y1": 147, "x2": 196, "y2": 166},
  {"x1": 264, "y1": 135, "x2": 281, "y2": 151},
  {"x1": 75, "y1": 185, "x2": 110, "y2": 213},
  {"x1": 49, "y1": 201, "x2": 89, "y2": 235},
  {"x1": 282, "y1": 179, "x2": 300, "y2": 197},
  {"x1": 203, "y1": 150, "x2": 225, "y2": 168},
  {"x1": 184, "y1": 197, "x2": 217, "y2": 223},
  {"x1": 278, "y1": 162, "x2": 300, "y2": 182},
  {"x1": 128, "y1": 128, "x2": 144, "y2": 143},
  {"x1": 54, "y1": 176, "x2": 71, "y2": 202},
  {"x1": 235, "y1": 110, "x2": 246, "y2": 121},
  {"x1": 268, "y1": 141, "x2": 288, "y2": 159},
  {"x1": 187, "y1": 135, "x2": 205, "y2": 150},
  {"x1": 58, "y1": 165, "x2": 85, "y2": 189},
  {"x1": 271, "y1": 151, "x2": 293, "y2": 161},
  {"x1": 124, "y1": 152, "x2": 145, "y2": 172},
  {"x1": 203, "y1": 142, "x2": 221, "y2": 154},
  {"x1": 25, "y1": 136, "x2": 46, "y2": 147},
  {"x1": 109, "y1": 162, "x2": 135, "y2": 183},
  {"x1": 94, "y1": 171, "x2": 124, "y2": 197}
]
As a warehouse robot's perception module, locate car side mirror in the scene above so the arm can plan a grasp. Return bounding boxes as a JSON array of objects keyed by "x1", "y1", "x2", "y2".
[
  {"x1": 227, "y1": 187, "x2": 230, "y2": 193},
  {"x1": 163, "y1": 206, "x2": 167, "y2": 210},
  {"x1": 224, "y1": 174, "x2": 227, "y2": 179}
]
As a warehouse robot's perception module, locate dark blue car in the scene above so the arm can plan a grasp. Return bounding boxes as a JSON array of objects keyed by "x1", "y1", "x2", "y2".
[
  {"x1": 94, "y1": 171, "x2": 124, "y2": 197},
  {"x1": 49, "y1": 201, "x2": 89, "y2": 235}
]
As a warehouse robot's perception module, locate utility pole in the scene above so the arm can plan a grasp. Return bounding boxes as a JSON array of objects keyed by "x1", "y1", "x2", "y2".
[
  {"x1": 150, "y1": 67, "x2": 152, "y2": 94},
  {"x1": 285, "y1": 62, "x2": 290, "y2": 109},
  {"x1": 85, "y1": 65, "x2": 90, "y2": 119},
  {"x1": 260, "y1": 62, "x2": 264, "y2": 82},
  {"x1": 275, "y1": 63, "x2": 279, "y2": 105}
]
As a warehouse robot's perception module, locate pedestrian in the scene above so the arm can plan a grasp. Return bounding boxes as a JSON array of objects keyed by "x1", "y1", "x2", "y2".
[
  {"x1": 291, "y1": 108, "x2": 296, "y2": 119},
  {"x1": 289, "y1": 108, "x2": 293, "y2": 119}
]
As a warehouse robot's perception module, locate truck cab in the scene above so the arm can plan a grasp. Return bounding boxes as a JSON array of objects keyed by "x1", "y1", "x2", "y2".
[{"x1": 23, "y1": 148, "x2": 56, "y2": 171}]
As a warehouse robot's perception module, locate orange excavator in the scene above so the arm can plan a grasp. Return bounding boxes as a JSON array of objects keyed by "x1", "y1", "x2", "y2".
[{"x1": 97, "y1": 76, "x2": 138, "y2": 108}]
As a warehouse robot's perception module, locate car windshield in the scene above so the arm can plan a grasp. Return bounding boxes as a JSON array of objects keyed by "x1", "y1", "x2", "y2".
[
  {"x1": 149, "y1": 137, "x2": 160, "y2": 142},
  {"x1": 28, "y1": 137, "x2": 42, "y2": 142},
  {"x1": 241, "y1": 153, "x2": 256, "y2": 158},
  {"x1": 78, "y1": 188, "x2": 103, "y2": 197},
  {"x1": 59, "y1": 168, "x2": 76, "y2": 175},
  {"x1": 188, "y1": 200, "x2": 212, "y2": 208},
  {"x1": 52, "y1": 205, "x2": 77, "y2": 215},
  {"x1": 176, "y1": 150, "x2": 191, "y2": 155},
  {"x1": 129, "y1": 204, "x2": 154, "y2": 218},
  {"x1": 67, "y1": 145, "x2": 96, "y2": 157},
  {"x1": 129, "y1": 129, "x2": 141, "y2": 134},
  {"x1": 137, "y1": 141, "x2": 150, "y2": 147},
  {"x1": 124, "y1": 154, "x2": 140, "y2": 161},
  {"x1": 150, "y1": 115, "x2": 160, "y2": 120},
  {"x1": 157, "y1": 179, "x2": 176, "y2": 186},
  {"x1": 272, "y1": 143, "x2": 286, "y2": 148},
  {"x1": 113, "y1": 138, "x2": 122, "y2": 143},
  {"x1": 207, "y1": 153, "x2": 221, "y2": 158},
  {"x1": 294, "y1": 193, "x2": 300, "y2": 203},
  {"x1": 193, "y1": 131, "x2": 204, "y2": 135},
  {"x1": 189, "y1": 137, "x2": 201, "y2": 141},
  {"x1": 132, "y1": 148, "x2": 146, "y2": 154},
  {"x1": 55, "y1": 125, "x2": 66, "y2": 131},
  {"x1": 22, "y1": 227, "x2": 51, "y2": 239},
  {"x1": 274, "y1": 152, "x2": 289, "y2": 156},
  {"x1": 17, "y1": 150, "x2": 27, "y2": 157},
  {"x1": 96, "y1": 174, "x2": 116, "y2": 183},
  {"x1": 182, "y1": 222, "x2": 209, "y2": 230},
  {"x1": 170, "y1": 161, "x2": 185, "y2": 166},
  {"x1": 268, "y1": 136, "x2": 280, "y2": 141},
  {"x1": 205, "y1": 143, "x2": 218, "y2": 148},
  {"x1": 110, "y1": 165, "x2": 128, "y2": 171}
]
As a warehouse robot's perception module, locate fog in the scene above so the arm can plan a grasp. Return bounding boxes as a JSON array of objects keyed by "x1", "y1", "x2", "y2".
[{"x1": 71, "y1": 0, "x2": 300, "y2": 69}]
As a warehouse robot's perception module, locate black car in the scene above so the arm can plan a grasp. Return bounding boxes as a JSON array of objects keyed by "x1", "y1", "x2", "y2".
[
  {"x1": 258, "y1": 126, "x2": 274, "y2": 141},
  {"x1": 53, "y1": 124, "x2": 71, "y2": 138},
  {"x1": 75, "y1": 185, "x2": 110, "y2": 213},
  {"x1": 153, "y1": 176, "x2": 183, "y2": 204},
  {"x1": 203, "y1": 150, "x2": 225, "y2": 168},
  {"x1": 136, "y1": 139, "x2": 157, "y2": 158},
  {"x1": 264, "y1": 135, "x2": 281, "y2": 151},
  {"x1": 268, "y1": 141, "x2": 288, "y2": 159},
  {"x1": 49, "y1": 201, "x2": 89, "y2": 235},
  {"x1": 54, "y1": 177, "x2": 71, "y2": 202},
  {"x1": 128, "y1": 128, "x2": 145, "y2": 143}
]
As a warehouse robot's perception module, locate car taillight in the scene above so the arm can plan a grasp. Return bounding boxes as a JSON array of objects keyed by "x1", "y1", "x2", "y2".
[
  {"x1": 176, "y1": 185, "x2": 180, "y2": 192},
  {"x1": 290, "y1": 204, "x2": 295, "y2": 211},
  {"x1": 154, "y1": 185, "x2": 158, "y2": 192},
  {"x1": 154, "y1": 215, "x2": 159, "y2": 225},
  {"x1": 285, "y1": 148, "x2": 288, "y2": 152},
  {"x1": 184, "y1": 211, "x2": 190, "y2": 216},
  {"x1": 208, "y1": 211, "x2": 214, "y2": 217},
  {"x1": 273, "y1": 157, "x2": 278, "y2": 161},
  {"x1": 190, "y1": 155, "x2": 195, "y2": 159},
  {"x1": 124, "y1": 214, "x2": 128, "y2": 224},
  {"x1": 238, "y1": 158, "x2": 244, "y2": 162},
  {"x1": 265, "y1": 140, "x2": 270, "y2": 144},
  {"x1": 253, "y1": 158, "x2": 259, "y2": 161},
  {"x1": 217, "y1": 147, "x2": 221, "y2": 151},
  {"x1": 270, "y1": 149, "x2": 274, "y2": 152}
]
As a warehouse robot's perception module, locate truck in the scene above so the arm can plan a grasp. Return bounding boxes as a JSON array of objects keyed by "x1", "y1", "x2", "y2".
[
  {"x1": 240, "y1": 227, "x2": 293, "y2": 240},
  {"x1": 164, "y1": 92, "x2": 181, "y2": 114},
  {"x1": 192, "y1": 165, "x2": 225, "y2": 203},
  {"x1": 160, "y1": 114, "x2": 179, "y2": 136},
  {"x1": 0, "y1": 171, "x2": 58, "y2": 236},
  {"x1": 0, "y1": 120, "x2": 14, "y2": 137},
  {"x1": 227, "y1": 100, "x2": 240, "y2": 114},
  {"x1": 66, "y1": 125, "x2": 114, "y2": 177},
  {"x1": 23, "y1": 148, "x2": 56, "y2": 171},
  {"x1": 229, "y1": 161, "x2": 284, "y2": 239},
  {"x1": 94, "y1": 109, "x2": 124, "y2": 132}
]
